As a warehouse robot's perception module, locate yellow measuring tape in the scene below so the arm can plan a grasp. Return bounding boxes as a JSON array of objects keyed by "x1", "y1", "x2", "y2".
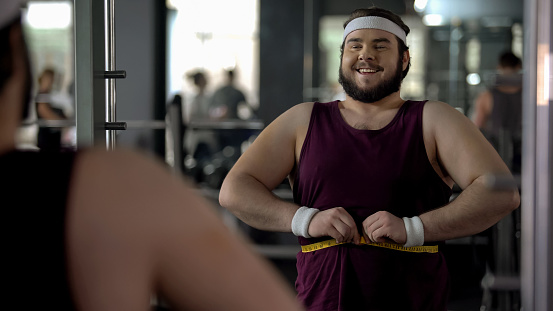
[{"x1": 301, "y1": 237, "x2": 438, "y2": 253}]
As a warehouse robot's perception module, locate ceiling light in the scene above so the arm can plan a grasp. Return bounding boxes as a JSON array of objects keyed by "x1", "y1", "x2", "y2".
[
  {"x1": 466, "y1": 73, "x2": 481, "y2": 86},
  {"x1": 423, "y1": 14, "x2": 444, "y2": 26},
  {"x1": 414, "y1": 0, "x2": 428, "y2": 13},
  {"x1": 26, "y1": 1, "x2": 72, "y2": 29}
]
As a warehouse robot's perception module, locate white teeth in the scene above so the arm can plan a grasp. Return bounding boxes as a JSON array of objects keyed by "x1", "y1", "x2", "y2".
[{"x1": 358, "y1": 68, "x2": 377, "y2": 73}]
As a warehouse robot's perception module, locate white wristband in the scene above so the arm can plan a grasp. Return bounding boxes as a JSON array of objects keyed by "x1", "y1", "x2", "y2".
[
  {"x1": 291, "y1": 206, "x2": 320, "y2": 238},
  {"x1": 402, "y1": 216, "x2": 424, "y2": 247}
]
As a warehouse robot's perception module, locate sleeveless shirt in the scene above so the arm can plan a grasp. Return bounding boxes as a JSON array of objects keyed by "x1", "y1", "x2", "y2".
[
  {"x1": 1, "y1": 150, "x2": 77, "y2": 310},
  {"x1": 293, "y1": 100, "x2": 452, "y2": 311},
  {"x1": 485, "y1": 87, "x2": 522, "y2": 173},
  {"x1": 488, "y1": 87, "x2": 522, "y2": 135}
]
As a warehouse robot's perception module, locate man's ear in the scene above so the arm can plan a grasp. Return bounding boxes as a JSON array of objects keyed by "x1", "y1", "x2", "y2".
[{"x1": 402, "y1": 50, "x2": 410, "y2": 71}]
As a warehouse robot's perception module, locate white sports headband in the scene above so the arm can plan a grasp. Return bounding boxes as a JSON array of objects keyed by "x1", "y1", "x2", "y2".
[{"x1": 343, "y1": 16, "x2": 407, "y2": 45}]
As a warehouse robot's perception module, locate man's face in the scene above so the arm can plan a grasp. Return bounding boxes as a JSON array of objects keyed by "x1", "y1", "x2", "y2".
[{"x1": 338, "y1": 28, "x2": 407, "y2": 103}]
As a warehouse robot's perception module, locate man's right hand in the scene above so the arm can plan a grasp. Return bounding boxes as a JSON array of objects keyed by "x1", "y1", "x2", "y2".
[{"x1": 307, "y1": 207, "x2": 361, "y2": 244}]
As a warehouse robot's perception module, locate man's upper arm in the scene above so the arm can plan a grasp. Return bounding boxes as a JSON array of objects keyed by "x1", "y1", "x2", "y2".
[
  {"x1": 425, "y1": 101, "x2": 510, "y2": 190},
  {"x1": 473, "y1": 91, "x2": 492, "y2": 128},
  {"x1": 227, "y1": 103, "x2": 312, "y2": 190}
]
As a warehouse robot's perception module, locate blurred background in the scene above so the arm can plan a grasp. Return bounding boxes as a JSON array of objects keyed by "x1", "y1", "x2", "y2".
[{"x1": 16, "y1": 0, "x2": 525, "y2": 152}]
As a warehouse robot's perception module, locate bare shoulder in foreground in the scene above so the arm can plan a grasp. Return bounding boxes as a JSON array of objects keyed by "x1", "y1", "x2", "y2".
[{"x1": 66, "y1": 148, "x2": 304, "y2": 311}]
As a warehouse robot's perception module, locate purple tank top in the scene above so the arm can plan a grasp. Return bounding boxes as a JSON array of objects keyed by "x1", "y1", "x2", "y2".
[{"x1": 293, "y1": 100, "x2": 452, "y2": 311}]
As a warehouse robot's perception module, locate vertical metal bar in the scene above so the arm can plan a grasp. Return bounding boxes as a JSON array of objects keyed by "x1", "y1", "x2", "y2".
[
  {"x1": 521, "y1": 0, "x2": 537, "y2": 309},
  {"x1": 534, "y1": 0, "x2": 552, "y2": 309},
  {"x1": 105, "y1": 0, "x2": 116, "y2": 149},
  {"x1": 522, "y1": 0, "x2": 553, "y2": 309}
]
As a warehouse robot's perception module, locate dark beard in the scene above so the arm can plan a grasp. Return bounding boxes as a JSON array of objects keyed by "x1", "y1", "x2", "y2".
[{"x1": 338, "y1": 57, "x2": 403, "y2": 103}]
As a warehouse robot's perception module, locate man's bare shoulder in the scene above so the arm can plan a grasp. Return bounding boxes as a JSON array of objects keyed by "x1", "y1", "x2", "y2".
[
  {"x1": 422, "y1": 100, "x2": 475, "y2": 143},
  {"x1": 280, "y1": 102, "x2": 314, "y2": 122},
  {"x1": 264, "y1": 102, "x2": 315, "y2": 135},
  {"x1": 423, "y1": 100, "x2": 453, "y2": 110},
  {"x1": 423, "y1": 100, "x2": 467, "y2": 120}
]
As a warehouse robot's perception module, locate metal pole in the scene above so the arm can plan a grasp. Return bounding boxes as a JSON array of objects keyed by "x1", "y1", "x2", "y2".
[
  {"x1": 105, "y1": 0, "x2": 116, "y2": 149},
  {"x1": 522, "y1": 0, "x2": 552, "y2": 309},
  {"x1": 533, "y1": 0, "x2": 552, "y2": 309},
  {"x1": 521, "y1": 0, "x2": 537, "y2": 309}
]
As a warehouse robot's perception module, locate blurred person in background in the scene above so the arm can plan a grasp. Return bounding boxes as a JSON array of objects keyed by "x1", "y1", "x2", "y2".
[
  {"x1": 184, "y1": 70, "x2": 210, "y2": 122},
  {"x1": 183, "y1": 70, "x2": 217, "y2": 161},
  {"x1": 472, "y1": 51, "x2": 523, "y2": 310},
  {"x1": 209, "y1": 69, "x2": 247, "y2": 120},
  {"x1": 209, "y1": 69, "x2": 252, "y2": 152},
  {"x1": 472, "y1": 51, "x2": 522, "y2": 174},
  {"x1": 35, "y1": 67, "x2": 69, "y2": 151}
]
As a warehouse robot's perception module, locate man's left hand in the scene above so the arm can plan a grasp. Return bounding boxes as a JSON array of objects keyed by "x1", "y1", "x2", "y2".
[{"x1": 362, "y1": 211, "x2": 406, "y2": 244}]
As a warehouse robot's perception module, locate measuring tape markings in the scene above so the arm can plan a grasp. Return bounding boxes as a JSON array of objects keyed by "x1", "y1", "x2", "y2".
[{"x1": 301, "y1": 237, "x2": 438, "y2": 253}]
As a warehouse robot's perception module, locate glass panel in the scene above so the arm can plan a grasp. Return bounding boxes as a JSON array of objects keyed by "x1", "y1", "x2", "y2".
[{"x1": 18, "y1": 1, "x2": 75, "y2": 150}]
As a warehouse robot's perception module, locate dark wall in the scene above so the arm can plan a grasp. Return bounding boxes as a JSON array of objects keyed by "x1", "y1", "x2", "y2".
[
  {"x1": 114, "y1": 0, "x2": 165, "y2": 156},
  {"x1": 258, "y1": 0, "x2": 305, "y2": 125},
  {"x1": 321, "y1": 0, "x2": 406, "y2": 16}
]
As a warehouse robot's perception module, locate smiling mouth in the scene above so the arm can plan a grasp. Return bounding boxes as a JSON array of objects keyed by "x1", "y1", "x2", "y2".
[{"x1": 357, "y1": 68, "x2": 378, "y2": 73}]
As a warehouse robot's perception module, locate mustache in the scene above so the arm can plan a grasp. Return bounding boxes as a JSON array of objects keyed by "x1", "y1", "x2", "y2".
[{"x1": 355, "y1": 63, "x2": 384, "y2": 72}]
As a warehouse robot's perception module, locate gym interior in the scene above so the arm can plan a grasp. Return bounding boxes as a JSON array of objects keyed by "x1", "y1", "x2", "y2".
[{"x1": 15, "y1": 0, "x2": 552, "y2": 310}]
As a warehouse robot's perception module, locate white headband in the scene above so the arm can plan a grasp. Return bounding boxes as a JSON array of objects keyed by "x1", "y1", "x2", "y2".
[
  {"x1": 343, "y1": 16, "x2": 407, "y2": 45},
  {"x1": 0, "y1": 0, "x2": 23, "y2": 29}
]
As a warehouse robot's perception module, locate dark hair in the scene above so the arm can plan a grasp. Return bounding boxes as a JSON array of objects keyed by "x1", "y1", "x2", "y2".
[
  {"x1": 498, "y1": 51, "x2": 522, "y2": 69},
  {"x1": 340, "y1": 7, "x2": 411, "y2": 79},
  {"x1": 39, "y1": 67, "x2": 56, "y2": 81},
  {"x1": 227, "y1": 69, "x2": 234, "y2": 78},
  {"x1": 0, "y1": 17, "x2": 20, "y2": 91},
  {"x1": 187, "y1": 71, "x2": 206, "y2": 86},
  {"x1": 0, "y1": 16, "x2": 32, "y2": 120}
]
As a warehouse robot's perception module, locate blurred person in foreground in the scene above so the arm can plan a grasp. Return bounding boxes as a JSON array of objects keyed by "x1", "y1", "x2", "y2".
[
  {"x1": 219, "y1": 6, "x2": 520, "y2": 310},
  {"x1": 0, "y1": 2, "x2": 303, "y2": 310}
]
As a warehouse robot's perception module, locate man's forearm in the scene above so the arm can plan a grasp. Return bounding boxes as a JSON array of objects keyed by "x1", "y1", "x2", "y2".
[
  {"x1": 219, "y1": 173, "x2": 298, "y2": 232},
  {"x1": 420, "y1": 175, "x2": 520, "y2": 242}
]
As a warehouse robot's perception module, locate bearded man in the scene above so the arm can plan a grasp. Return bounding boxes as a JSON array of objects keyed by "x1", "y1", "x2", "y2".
[{"x1": 219, "y1": 6, "x2": 519, "y2": 311}]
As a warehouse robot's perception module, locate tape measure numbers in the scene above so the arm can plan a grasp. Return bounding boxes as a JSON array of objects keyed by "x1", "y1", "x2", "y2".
[{"x1": 301, "y1": 237, "x2": 438, "y2": 253}]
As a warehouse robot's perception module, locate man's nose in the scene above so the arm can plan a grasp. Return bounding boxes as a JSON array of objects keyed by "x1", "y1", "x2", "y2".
[{"x1": 358, "y1": 50, "x2": 374, "y2": 61}]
